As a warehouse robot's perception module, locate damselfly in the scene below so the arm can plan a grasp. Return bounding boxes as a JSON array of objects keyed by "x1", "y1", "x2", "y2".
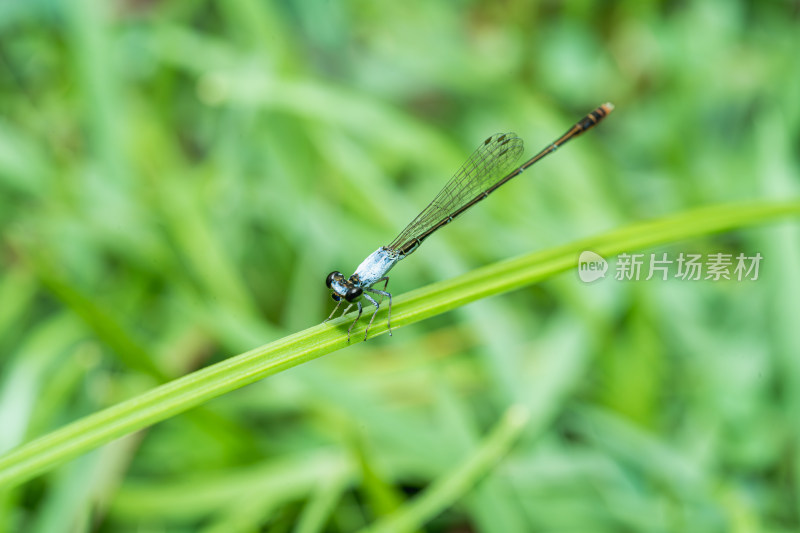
[{"x1": 325, "y1": 103, "x2": 614, "y2": 341}]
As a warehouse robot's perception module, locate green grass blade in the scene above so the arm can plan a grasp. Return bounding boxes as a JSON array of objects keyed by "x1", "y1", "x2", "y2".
[
  {"x1": 359, "y1": 404, "x2": 530, "y2": 533},
  {"x1": 0, "y1": 199, "x2": 798, "y2": 490}
]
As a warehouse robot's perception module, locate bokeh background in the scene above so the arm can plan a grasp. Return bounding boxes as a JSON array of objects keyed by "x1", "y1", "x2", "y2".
[{"x1": 1, "y1": 0, "x2": 800, "y2": 531}]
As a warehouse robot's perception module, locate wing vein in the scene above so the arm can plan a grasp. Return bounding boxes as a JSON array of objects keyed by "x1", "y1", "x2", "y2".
[{"x1": 387, "y1": 133, "x2": 524, "y2": 252}]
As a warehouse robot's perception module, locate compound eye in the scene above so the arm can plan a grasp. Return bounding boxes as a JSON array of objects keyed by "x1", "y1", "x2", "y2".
[
  {"x1": 331, "y1": 294, "x2": 341, "y2": 302},
  {"x1": 326, "y1": 271, "x2": 341, "y2": 288},
  {"x1": 345, "y1": 287, "x2": 363, "y2": 302}
]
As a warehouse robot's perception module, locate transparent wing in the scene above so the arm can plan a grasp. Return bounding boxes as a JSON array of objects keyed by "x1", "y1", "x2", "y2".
[{"x1": 388, "y1": 132, "x2": 524, "y2": 252}]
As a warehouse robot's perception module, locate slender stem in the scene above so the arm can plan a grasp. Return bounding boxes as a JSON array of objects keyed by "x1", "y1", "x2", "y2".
[{"x1": 0, "y1": 199, "x2": 798, "y2": 489}]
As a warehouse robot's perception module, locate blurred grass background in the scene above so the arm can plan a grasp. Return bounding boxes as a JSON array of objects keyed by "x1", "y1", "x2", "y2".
[{"x1": 1, "y1": 0, "x2": 799, "y2": 531}]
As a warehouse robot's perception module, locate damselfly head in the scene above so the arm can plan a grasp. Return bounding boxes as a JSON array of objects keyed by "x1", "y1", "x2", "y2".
[
  {"x1": 325, "y1": 271, "x2": 341, "y2": 288},
  {"x1": 326, "y1": 271, "x2": 363, "y2": 302}
]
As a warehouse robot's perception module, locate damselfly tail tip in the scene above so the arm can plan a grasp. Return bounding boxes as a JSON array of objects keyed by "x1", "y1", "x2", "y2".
[{"x1": 601, "y1": 102, "x2": 615, "y2": 113}]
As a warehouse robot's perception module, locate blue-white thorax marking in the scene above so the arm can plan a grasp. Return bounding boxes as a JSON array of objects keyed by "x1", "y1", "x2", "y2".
[{"x1": 352, "y1": 247, "x2": 402, "y2": 288}]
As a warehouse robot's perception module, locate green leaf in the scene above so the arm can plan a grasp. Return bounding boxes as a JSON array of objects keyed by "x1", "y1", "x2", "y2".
[{"x1": 0, "y1": 199, "x2": 798, "y2": 490}]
